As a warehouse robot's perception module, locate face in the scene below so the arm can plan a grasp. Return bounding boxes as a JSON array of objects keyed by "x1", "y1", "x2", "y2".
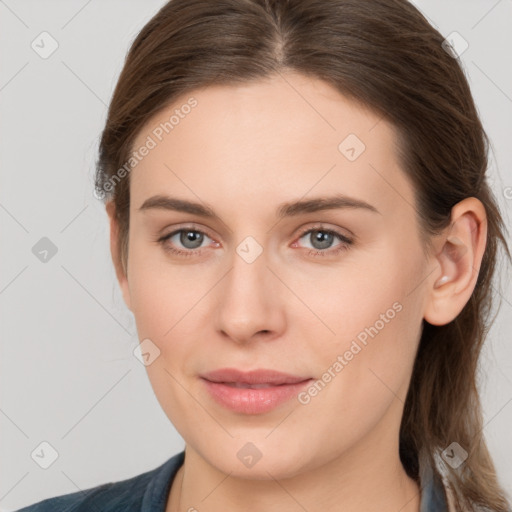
[{"x1": 114, "y1": 71, "x2": 432, "y2": 479}]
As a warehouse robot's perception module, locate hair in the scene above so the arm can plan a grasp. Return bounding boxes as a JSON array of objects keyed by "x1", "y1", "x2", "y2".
[{"x1": 95, "y1": 0, "x2": 511, "y2": 509}]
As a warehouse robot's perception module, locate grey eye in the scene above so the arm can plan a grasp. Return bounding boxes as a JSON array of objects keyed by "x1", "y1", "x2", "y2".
[
  {"x1": 299, "y1": 230, "x2": 339, "y2": 250},
  {"x1": 177, "y1": 230, "x2": 205, "y2": 249}
]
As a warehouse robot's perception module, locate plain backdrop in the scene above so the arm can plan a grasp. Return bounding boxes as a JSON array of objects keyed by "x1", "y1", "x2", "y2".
[{"x1": 1, "y1": 1, "x2": 511, "y2": 510}]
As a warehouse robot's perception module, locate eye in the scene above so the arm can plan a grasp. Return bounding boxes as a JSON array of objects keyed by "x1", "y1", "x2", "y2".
[
  {"x1": 156, "y1": 224, "x2": 353, "y2": 258},
  {"x1": 157, "y1": 226, "x2": 216, "y2": 257},
  {"x1": 293, "y1": 225, "x2": 353, "y2": 257}
]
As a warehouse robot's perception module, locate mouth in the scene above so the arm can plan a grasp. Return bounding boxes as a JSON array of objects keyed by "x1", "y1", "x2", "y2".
[{"x1": 200, "y1": 368, "x2": 313, "y2": 414}]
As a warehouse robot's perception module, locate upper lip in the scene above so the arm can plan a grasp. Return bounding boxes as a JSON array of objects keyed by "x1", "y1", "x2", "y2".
[{"x1": 201, "y1": 368, "x2": 311, "y2": 385}]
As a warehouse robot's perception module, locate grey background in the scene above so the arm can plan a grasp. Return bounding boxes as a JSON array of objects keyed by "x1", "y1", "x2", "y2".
[{"x1": 0, "y1": 1, "x2": 511, "y2": 510}]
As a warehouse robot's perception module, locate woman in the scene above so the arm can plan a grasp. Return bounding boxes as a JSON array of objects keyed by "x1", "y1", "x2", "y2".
[{"x1": 17, "y1": 0, "x2": 511, "y2": 511}]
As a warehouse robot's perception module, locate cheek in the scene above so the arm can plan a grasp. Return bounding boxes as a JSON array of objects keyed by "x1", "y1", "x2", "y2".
[
  {"x1": 295, "y1": 291, "x2": 421, "y2": 458},
  {"x1": 126, "y1": 248, "x2": 206, "y2": 433},
  {"x1": 303, "y1": 242, "x2": 424, "y2": 404},
  {"x1": 293, "y1": 240, "x2": 421, "y2": 344},
  {"x1": 127, "y1": 239, "x2": 203, "y2": 338}
]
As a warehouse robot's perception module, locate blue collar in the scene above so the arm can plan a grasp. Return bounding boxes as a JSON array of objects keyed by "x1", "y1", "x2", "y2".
[{"x1": 419, "y1": 451, "x2": 450, "y2": 511}]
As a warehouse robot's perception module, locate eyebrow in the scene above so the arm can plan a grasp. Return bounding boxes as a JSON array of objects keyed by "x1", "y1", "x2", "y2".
[{"x1": 138, "y1": 194, "x2": 380, "y2": 218}]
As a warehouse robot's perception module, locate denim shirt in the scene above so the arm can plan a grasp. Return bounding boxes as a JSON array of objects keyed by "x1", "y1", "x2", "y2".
[{"x1": 16, "y1": 450, "x2": 452, "y2": 511}]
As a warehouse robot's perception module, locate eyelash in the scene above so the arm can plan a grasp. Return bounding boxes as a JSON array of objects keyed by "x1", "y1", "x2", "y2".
[{"x1": 156, "y1": 224, "x2": 353, "y2": 258}]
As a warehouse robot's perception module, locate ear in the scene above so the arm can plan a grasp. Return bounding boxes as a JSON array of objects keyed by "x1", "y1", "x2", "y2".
[
  {"x1": 423, "y1": 197, "x2": 487, "y2": 326},
  {"x1": 106, "y1": 201, "x2": 132, "y2": 312}
]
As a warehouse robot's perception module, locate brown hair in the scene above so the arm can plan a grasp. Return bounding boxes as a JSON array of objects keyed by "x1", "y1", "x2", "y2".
[{"x1": 95, "y1": 0, "x2": 511, "y2": 509}]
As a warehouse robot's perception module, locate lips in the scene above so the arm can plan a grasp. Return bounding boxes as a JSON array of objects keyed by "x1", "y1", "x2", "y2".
[
  {"x1": 200, "y1": 368, "x2": 313, "y2": 414},
  {"x1": 200, "y1": 368, "x2": 311, "y2": 386}
]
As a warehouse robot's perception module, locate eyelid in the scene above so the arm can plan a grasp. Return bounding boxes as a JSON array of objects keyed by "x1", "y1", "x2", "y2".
[
  {"x1": 294, "y1": 222, "x2": 354, "y2": 243},
  {"x1": 159, "y1": 222, "x2": 353, "y2": 244},
  {"x1": 159, "y1": 223, "x2": 217, "y2": 242}
]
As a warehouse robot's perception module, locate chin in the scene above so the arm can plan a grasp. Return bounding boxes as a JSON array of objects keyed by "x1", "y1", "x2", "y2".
[{"x1": 194, "y1": 435, "x2": 319, "y2": 481}]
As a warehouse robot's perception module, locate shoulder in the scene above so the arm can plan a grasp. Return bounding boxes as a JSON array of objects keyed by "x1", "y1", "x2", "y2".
[{"x1": 15, "y1": 451, "x2": 185, "y2": 512}]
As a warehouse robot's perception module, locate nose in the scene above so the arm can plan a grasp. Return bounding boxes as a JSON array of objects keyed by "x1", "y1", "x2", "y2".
[{"x1": 214, "y1": 242, "x2": 286, "y2": 345}]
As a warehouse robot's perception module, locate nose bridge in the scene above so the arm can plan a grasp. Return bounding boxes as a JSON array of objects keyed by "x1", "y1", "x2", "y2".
[
  {"x1": 215, "y1": 233, "x2": 282, "y2": 341},
  {"x1": 225, "y1": 234, "x2": 271, "y2": 305}
]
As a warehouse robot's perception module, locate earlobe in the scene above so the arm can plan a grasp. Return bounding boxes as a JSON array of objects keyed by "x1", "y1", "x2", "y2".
[
  {"x1": 424, "y1": 198, "x2": 487, "y2": 326},
  {"x1": 106, "y1": 201, "x2": 132, "y2": 312}
]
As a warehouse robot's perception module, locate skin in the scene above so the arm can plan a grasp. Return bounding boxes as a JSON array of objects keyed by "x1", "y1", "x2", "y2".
[{"x1": 106, "y1": 71, "x2": 487, "y2": 512}]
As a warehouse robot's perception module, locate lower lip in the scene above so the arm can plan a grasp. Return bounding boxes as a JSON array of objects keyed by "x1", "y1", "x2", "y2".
[{"x1": 201, "y1": 378, "x2": 313, "y2": 414}]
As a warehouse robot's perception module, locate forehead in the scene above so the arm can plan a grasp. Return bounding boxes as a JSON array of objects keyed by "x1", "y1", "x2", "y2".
[{"x1": 129, "y1": 72, "x2": 415, "y2": 218}]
